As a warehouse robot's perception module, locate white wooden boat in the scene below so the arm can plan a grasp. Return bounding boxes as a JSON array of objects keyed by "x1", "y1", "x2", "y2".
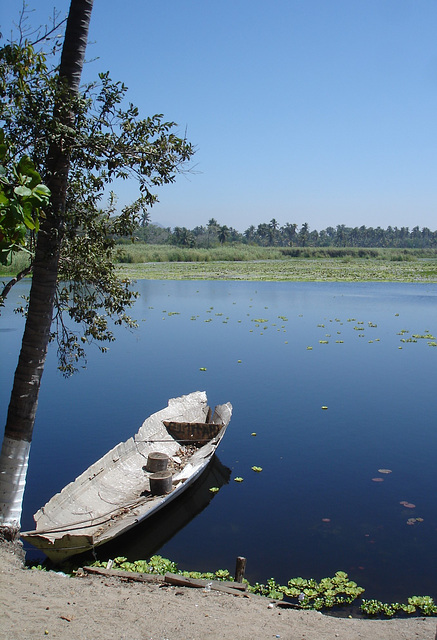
[{"x1": 21, "y1": 391, "x2": 232, "y2": 563}]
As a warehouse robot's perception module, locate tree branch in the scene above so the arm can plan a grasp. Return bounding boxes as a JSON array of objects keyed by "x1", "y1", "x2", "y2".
[{"x1": 1, "y1": 264, "x2": 33, "y2": 304}]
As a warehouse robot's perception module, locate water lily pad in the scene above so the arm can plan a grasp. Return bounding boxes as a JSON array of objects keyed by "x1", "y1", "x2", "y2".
[{"x1": 399, "y1": 500, "x2": 416, "y2": 508}]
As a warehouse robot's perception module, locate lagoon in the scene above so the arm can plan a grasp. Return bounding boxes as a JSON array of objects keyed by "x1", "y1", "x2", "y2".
[{"x1": 1, "y1": 280, "x2": 437, "y2": 602}]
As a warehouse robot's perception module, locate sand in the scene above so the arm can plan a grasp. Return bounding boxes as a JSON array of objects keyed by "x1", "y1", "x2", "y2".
[{"x1": 1, "y1": 541, "x2": 436, "y2": 640}]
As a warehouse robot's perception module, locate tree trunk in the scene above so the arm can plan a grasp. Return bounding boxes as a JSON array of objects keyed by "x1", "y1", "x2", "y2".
[{"x1": 0, "y1": 0, "x2": 94, "y2": 538}]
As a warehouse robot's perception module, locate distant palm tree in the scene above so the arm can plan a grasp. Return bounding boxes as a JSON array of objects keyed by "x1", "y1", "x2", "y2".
[
  {"x1": 218, "y1": 225, "x2": 229, "y2": 244},
  {"x1": 298, "y1": 222, "x2": 309, "y2": 247},
  {"x1": 282, "y1": 222, "x2": 297, "y2": 246}
]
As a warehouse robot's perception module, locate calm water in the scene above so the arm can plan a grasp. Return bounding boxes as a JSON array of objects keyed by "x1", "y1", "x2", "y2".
[{"x1": 1, "y1": 280, "x2": 437, "y2": 602}]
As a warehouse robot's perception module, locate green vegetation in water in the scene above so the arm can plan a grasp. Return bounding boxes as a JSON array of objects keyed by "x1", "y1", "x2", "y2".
[
  {"x1": 27, "y1": 555, "x2": 437, "y2": 618},
  {"x1": 251, "y1": 571, "x2": 364, "y2": 609},
  {"x1": 80, "y1": 557, "x2": 436, "y2": 618},
  {"x1": 3, "y1": 246, "x2": 437, "y2": 282},
  {"x1": 33, "y1": 245, "x2": 432, "y2": 283},
  {"x1": 361, "y1": 596, "x2": 437, "y2": 617}
]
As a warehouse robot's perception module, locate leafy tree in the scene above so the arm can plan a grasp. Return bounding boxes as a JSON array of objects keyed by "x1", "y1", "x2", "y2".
[
  {"x1": 281, "y1": 222, "x2": 297, "y2": 247},
  {"x1": 171, "y1": 226, "x2": 195, "y2": 247},
  {"x1": 218, "y1": 224, "x2": 229, "y2": 245},
  {"x1": 244, "y1": 224, "x2": 256, "y2": 244},
  {"x1": 0, "y1": 0, "x2": 194, "y2": 538},
  {"x1": 0, "y1": 129, "x2": 50, "y2": 270},
  {"x1": 298, "y1": 222, "x2": 310, "y2": 247}
]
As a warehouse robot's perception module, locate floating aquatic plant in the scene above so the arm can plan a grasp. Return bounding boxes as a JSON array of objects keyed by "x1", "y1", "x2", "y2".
[
  {"x1": 251, "y1": 571, "x2": 365, "y2": 610},
  {"x1": 251, "y1": 466, "x2": 263, "y2": 472},
  {"x1": 234, "y1": 477, "x2": 244, "y2": 482}
]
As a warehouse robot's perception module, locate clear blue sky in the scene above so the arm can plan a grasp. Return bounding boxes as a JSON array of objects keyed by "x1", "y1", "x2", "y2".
[{"x1": 2, "y1": 0, "x2": 437, "y2": 232}]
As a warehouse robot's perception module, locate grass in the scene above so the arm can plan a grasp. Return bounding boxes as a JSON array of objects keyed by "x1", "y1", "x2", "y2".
[
  {"x1": 2, "y1": 246, "x2": 437, "y2": 282},
  {"x1": 117, "y1": 256, "x2": 437, "y2": 282}
]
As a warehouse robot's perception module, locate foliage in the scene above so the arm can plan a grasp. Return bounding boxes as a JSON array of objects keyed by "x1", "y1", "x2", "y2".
[
  {"x1": 134, "y1": 219, "x2": 437, "y2": 250},
  {"x1": 110, "y1": 251, "x2": 437, "y2": 283},
  {"x1": 34, "y1": 554, "x2": 434, "y2": 618},
  {"x1": 0, "y1": 129, "x2": 50, "y2": 266},
  {"x1": 361, "y1": 596, "x2": 437, "y2": 617},
  {"x1": 0, "y1": 23, "x2": 193, "y2": 371},
  {"x1": 249, "y1": 571, "x2": 365, "y2": 610},
  {"x1": 108, "y1": 241, "x2": 437, "y2": 267},
  {"x1": 89, "y1": 555, "x2": 233, "y2": 582}
]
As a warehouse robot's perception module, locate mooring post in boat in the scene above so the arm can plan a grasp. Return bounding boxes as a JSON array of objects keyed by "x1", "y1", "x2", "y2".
[
  {"x1": 146, "y1": 452, "x2": 169, "y2": 472},
  {"x1": 149, "y1": 470, "x2": 173, "y2": 495},
  {"x1": 235, "y1": 556, "x2": 247, "y2": 583}
]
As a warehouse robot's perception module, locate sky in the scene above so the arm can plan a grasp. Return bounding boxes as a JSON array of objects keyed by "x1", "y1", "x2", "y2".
[{"x1": 2, "y1": 0, "x2": 437, "y2": 232}]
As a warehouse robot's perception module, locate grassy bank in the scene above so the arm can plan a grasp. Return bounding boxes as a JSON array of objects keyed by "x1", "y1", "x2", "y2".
[
  {"x1": 2, "y1": 246, "x2": 437, "y2": 282},
  {"x1": 113, "y1": 244, "x2": 437, "y2": 264}
]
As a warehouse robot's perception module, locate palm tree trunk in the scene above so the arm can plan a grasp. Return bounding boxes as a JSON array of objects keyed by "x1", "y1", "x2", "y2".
[{"x1": 0, "y1": 0, "x2": 94, "y2": 538}]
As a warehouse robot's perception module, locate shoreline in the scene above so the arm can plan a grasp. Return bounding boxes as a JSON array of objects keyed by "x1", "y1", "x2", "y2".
[{"x1": 1, "y1": 541, "x2": 436, "y2": 640}]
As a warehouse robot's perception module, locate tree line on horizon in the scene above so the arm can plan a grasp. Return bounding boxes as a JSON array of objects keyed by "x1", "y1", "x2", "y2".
[{"x1": 133, "y1": 218, "x2": 437, "y2": 249}]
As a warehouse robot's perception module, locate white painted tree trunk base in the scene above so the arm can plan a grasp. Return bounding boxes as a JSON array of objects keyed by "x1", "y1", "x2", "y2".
[{"x1": 0, "y1": 436, "x2": 31, "y2": 529}]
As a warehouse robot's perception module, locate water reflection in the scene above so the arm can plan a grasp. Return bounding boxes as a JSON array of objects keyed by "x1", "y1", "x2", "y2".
[{"x1": 2, "y1": 280, "x2": 437, "y2": 602}]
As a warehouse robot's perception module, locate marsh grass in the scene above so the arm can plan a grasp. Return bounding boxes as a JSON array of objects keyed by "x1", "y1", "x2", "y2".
[
  {"x1": 117, "y1": 256, "x2": 437, "y2": 282},
  {"x1": 114, "y1": 244, "x2": 284, "y2": 263},
  {"x1": 2, "y1": 246, "x2": 437, "y2": 282},
  {"x1": 113, "y1": 244, "x2": 437, "y2": 264}
]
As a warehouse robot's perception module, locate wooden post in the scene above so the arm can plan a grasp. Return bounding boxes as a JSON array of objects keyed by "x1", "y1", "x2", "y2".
[
  {"x1": 235, "y1": 556, "x2": 247, "y2": 583},
  {"x1": 149, "y1": 470, "x2": 172, "y2": 495},
  {"x1": 146, "y1": 452, "x2": 169, "y2": 472}
]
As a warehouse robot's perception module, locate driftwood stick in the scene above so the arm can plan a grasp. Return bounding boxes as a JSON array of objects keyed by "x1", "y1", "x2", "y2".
[
  {"x1": 82, "y1": 566, "x2": 248, "y2": 596},
  {"x1": 164, "y1": 572, "x2": 248, "y2": 596},
  {"x1": 82, "y1": 566, "x2": 163, "y2": 583}
]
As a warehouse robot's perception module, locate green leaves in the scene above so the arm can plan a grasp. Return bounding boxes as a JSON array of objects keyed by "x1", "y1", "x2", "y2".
[
  {"x1": 0, "y1": 33, "x2": 194, "y2": 370},
  {"x1": 0, "y1": 130, "x2": 50, "y2": 265}
]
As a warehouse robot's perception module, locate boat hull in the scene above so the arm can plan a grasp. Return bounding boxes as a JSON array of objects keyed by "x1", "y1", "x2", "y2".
[{"x1": 21, "y1": 392, "x2": 232, "y2": 563}]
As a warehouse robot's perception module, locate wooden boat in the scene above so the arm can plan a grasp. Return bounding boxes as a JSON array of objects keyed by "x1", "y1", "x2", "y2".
[
  {"x1": 93, "y1": 455, "x2": 231, "y2": 563},
  {"x1": 21, "y1": 391, "x2": 232, "y2": 563}
]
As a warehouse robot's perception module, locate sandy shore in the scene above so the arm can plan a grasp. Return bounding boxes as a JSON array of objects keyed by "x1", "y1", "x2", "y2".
[{"x1": 1, "y1": 542, "x2": 436, "y2": 640}]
